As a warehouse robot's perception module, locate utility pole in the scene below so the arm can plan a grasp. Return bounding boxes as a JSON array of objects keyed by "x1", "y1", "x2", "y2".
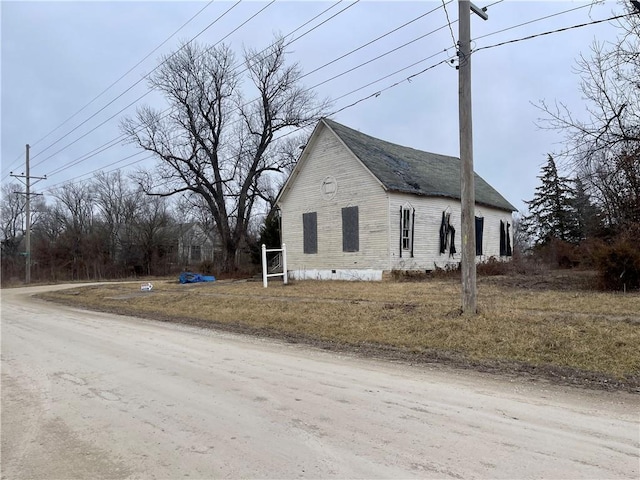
[
  {"x1": 25, "y1": 144, "x2": 31, "y2": 284},
  {"x1": 458, "y1": 1, "x2": 487, "y2": 314},
  {"x1": 10, "y1": 144, "x2": 46, "y2": 284}
]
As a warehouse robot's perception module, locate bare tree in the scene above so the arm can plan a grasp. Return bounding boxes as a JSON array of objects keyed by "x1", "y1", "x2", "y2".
[
  {"x1": 538, "y1": 1, "x2": 640, "y2": 227},
  {"x1": 122, "y1": 37, "x2": 328, "y2": 271},
  {"x1": 93, "y1": 170, "x2": 141, "y2": 265},
  {"x1": 50, "y1": 182, "x2": 97, "y2": 279},
  {"x1": 0, "y1": 183, "x2": 26, "y2": 256}
]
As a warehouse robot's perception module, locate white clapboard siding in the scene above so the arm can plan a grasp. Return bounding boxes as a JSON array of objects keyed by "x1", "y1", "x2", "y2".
[
  {"x1": 279, "y1": 124, "x2": 390, "y2": 271},
  {"x1": 277, "y1": 119, "x2": 515, "y2": 279},
  {"x1": 388, "y1": 193, "x2": 514, "y2": 270}
]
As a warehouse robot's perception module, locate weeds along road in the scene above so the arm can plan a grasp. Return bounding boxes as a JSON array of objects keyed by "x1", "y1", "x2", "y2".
[{"x1": 1, "y1": 284, "x2": 638, "y2": 479}]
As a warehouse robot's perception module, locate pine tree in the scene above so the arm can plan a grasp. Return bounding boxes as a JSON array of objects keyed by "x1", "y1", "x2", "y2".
[
  {"x1": 522, "y1": 155, "x2": 579, "y2": 246},
  {"x1": 572, "y1": 177, "x2": 602, "y2": 241}
]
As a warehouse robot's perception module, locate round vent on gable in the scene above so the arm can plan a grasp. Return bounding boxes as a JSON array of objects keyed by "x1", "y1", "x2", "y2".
[{"x1": 321, "y1": 176, "x2": 338, "y2": 200}]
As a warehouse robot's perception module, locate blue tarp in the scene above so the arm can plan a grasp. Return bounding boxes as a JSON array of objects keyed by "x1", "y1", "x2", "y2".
[{"x1": 179, "y1": 272, "x2": 216, "y2": 284}]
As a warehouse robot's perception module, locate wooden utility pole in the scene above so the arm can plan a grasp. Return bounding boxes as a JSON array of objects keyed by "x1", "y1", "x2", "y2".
[
  {"x1": 11, "y1": 144, "x2": 46, "y2": 284},
  {"x1": 25, "y1": 144, "x2": 31, "y2": 284},
  {"x1": 458, "y1": 1, "x2": 487, "y2": 314}
]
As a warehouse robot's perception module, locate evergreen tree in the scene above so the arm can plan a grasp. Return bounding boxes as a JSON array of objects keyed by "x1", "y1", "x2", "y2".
[
  {"x1": 522, "y1": 155, "x2": 579, "y2": 246},
  {"x1": 572, "y1": 177, "x2": 602, "y2": 241}
]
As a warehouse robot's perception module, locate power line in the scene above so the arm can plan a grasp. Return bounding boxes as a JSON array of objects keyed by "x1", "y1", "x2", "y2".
[
  {"x1": 474, "y1": 12, "x2": 630, "y2": 53},
  {"x1": 40, "y1": 3, "x2": 445, "y2": 180},
  {"x1": 473, "y1": 2, "x2": 593, "y2": 43},
  {"x1": 31, "y1": 0, "x2": 245, "y2": 162},
  {"x1": 42, "y1": 153, "x2": 154, "y2": 193},
  {"x1": 1, "y1": 152, "x2": 26, "y2": 182},
  {"x1": 329, "y1": 59, "x2": 450, "y2": 117},
  {"x1": 441, "y1": 0, "x2": 458, "y2": 51},
  {"x1": 239, "y1": 0, "x2": 361, "y2": 77},
  {"x1": 483, "y1": 0, "x2": 504, "y2": 9},
  {"x1": 30, "y1": 1, "x2": 216, "y2": 150},
  {"x1": 12, "y1": 0, "x2": 625, "y2": 184},
  {"x1": 40, "y1": 52, "x2": 452, "y2": 197},
  {"x1": 37, "y1": 1, "x2": 356, "y2": 180},
  {"x1": 300, "y1": 1, "x2": 449, "y2": 79},
  {"x1": 306, "y1": 23, "x2": 451, "y2": 90},
  {"x1": 32, "y1": 0, "x2": 275, "y2": 170},
  {"x1": 332, "y1": 51, "x2": 451, "y2": 104}
]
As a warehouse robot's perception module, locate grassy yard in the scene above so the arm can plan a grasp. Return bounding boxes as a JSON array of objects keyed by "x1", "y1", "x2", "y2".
[{"x1": 37, "y1": 273, "x2": 640, "y2": 390}]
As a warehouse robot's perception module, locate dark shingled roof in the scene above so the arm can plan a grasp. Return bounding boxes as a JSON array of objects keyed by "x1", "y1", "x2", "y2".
[{"x1": 323, "y1": 118, "x2": 516, "y2": 212}]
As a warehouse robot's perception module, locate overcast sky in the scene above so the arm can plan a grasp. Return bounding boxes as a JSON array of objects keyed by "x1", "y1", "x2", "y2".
[{"x1": 1, "y1": 1, "x2": 628, "y2": 214}]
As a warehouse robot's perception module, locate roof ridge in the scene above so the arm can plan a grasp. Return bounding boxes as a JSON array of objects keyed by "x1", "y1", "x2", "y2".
[{"x1": 322, "y1": 117, "x2": 516, "y2": 212}]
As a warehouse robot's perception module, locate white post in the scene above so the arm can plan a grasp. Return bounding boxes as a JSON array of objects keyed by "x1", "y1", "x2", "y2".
[
  {"x1": 282, "y1": 243, "x2": 288, "y2": 285},
  {"x1": 261, "y1": 244, "x2": 268, "y2": 288}
]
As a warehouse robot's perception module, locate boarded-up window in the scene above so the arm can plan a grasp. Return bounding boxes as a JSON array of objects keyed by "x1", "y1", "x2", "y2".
[
  {"x1": 475, "y1": 216, "x2": 484, "y2": 256},
  {"x1": 303, "y1": 212, "x2": 317, "y2": 254},
  {"x1": 191, "y1": 245, "x2": 201, "y2": 262},
  {"x1": 342, "y1": 206, "x2": 359, "y2": 252}
]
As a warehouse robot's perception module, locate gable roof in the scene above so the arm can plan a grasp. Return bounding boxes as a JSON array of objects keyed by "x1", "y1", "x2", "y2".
[{"x1": 322, "y1": 118, "x2": 516, "y2": 212}]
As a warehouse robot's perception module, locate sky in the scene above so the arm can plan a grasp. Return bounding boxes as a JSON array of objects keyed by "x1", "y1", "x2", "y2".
[{"x1": 0, "y1": 0, "x2": 629, "y2": 215}]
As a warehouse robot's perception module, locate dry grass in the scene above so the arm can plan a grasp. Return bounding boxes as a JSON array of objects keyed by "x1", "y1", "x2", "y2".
[{"x1": 38, "y1": 275, "x2": 640, "y2": 387}]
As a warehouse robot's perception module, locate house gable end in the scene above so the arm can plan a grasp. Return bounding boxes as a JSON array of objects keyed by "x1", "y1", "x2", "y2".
[{"x1": 276, "y1": 120, "x2": 387, "y2": 207}]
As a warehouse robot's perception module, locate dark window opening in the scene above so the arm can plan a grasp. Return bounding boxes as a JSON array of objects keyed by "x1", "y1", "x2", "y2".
[
  {"x1": 475, "y1": 216, "x2": 484, "y2": 256},
  {"x1": 500, "y1": 220, "x2": 513, "y2": 257},
  {"x1": 342, "y1": 206, "x2": 359, "y2": 252},
  {"x1": 402, "y1": 208, "x2": 412, "y2": 250},
  {"x1": 303, "y1": 212, "x2": 317, "y2": 254}
]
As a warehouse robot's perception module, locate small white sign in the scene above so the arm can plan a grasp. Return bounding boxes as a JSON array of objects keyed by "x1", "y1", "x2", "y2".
[{"x1": 140, "y1": 282, "x2": 153, "y2": 292}]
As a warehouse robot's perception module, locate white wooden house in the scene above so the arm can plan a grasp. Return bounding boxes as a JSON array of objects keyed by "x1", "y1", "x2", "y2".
[{"x1": 276, "y1": 118, "x2": 516, "y2": 281}]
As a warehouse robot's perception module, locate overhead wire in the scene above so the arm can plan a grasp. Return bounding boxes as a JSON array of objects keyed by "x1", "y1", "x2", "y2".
[
  {"x1": 32, "y1": 2, "x2": 633, "y2": 203},
  {"x1": 10, "y1": 0, "x2": 616, "y2": 183},
  {"x1": 473, "y1": 12, "x2": 631, "y2": 53},
  {"x1": 305, "y1": 22, "x2": 452, "y2": 90},
  {"x1": 299, "y1": 1, "x2": 449, "y2": 79},
  {"x1": 441, "y1": 0, "x2": 458, "y2": 51},
  {"x1": 30, "y1": 0, "x2": 245, "y2": 163},
  {"x1": 2, "y1": 0, "x2": 352, "y2": 178},
  {"x1": 37, "y1": 1, "x2": 356, "y2": 181},
  {"x1": 472, "y1": 2, "x2": 594, "y2": 42},
  {"x1": 40, "y1": 1, "x2": 446, "y2": 181},
  {"x1": 40, "y1": 50, "x2": 454, "y2": 195},
  {"x1": 30, "y1": 0, "x2": 216, "y2": 150},
  {"x1": 32, "y1": 0, "x2": 275, "y2": 170},
  {"x1": 47, "y1": 0, "x2": 607, "y2": 191}
]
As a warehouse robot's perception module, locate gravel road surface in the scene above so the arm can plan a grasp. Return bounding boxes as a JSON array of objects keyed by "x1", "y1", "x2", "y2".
[{"x1": 1, "y1": 284, "x2": 638, "y2": 479}]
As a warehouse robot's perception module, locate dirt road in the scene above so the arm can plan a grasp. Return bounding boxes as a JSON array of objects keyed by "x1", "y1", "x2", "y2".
[{"x1": 1, "y1": 284, "x2": 638, "y2": 479}]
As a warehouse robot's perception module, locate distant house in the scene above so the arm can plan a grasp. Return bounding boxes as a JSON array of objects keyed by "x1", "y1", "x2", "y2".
[
  {"x1": 275, "y1": 118, "x2": 516, "y2": 281},
  {"x1": 175, "y1": 222, "x2": 217, "y2": 266},
  {"x1": 113, "y1": 222, "x2": 217, "y2": 273}
]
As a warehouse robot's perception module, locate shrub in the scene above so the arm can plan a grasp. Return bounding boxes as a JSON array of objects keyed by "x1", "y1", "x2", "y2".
[
  {"x1": 476, "y1": 257, "x2": 510, "y2": 276},
  {"x1": 534, "y1": 237, "x2": 580, "y2": 268},
  {"x1": 593, "y1": 225, "x2": 640, "y2": 291},
  {"x1": 198, "y1": 259, "x2": 216, "y2": 275}
]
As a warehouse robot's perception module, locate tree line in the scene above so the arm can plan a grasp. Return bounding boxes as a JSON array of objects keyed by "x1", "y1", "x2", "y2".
[
  {"x1": 521, "y1": 1, "x2": 640, "y2": 290},
  {"x1": 3, "y1": 5, "x2": 638, "y2": 289},
  {"x1": 0, "y1": 171, "x2": 238, "y2": 283}
]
